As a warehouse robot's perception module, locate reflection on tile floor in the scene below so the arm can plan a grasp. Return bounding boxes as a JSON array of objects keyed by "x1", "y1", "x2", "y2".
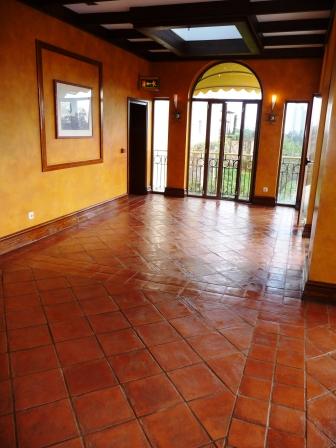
[{"x1": 0, "y1": 194, "x2": 335, "y2": 447}]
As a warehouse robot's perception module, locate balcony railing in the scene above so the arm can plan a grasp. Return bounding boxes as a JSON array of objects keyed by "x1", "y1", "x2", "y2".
[
  {"x1": 277, "y1": 156, "x2": 301, "y2": 205},
  {"x1": 188, "y1": 153, "x2": 253, "y2": 199},
  {"x1": 152, "y1": 149, "x2": 168, "y2": 192}
]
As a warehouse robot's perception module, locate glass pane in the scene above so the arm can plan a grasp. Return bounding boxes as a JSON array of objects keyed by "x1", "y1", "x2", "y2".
[
  {"x1": 152, "y1": 100, "x2": 169, "y2": 192},
  {"x1": 188, "y1": 101, "x2": 208, "y2": 195},
  {"x1": 221, "y1": 102, "x2": 242, "y2": 199},
  {"x1": 206, "y1": 103, "x2": 223, "y2": 196},
  {"x1": 277, "y1": 102, "x2": 308, "y2": 205},
  {"x1": 299, "y1": 96, "x2": 322, "y2": 225},
  {"x1": 239, "y1": 103, "x2": 258, "y2": 200}
]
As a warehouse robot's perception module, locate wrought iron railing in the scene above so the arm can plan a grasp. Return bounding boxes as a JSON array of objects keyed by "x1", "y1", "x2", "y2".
[
  {"x1": 277, "y1": 156, "x2": 301, "y2": 205},
  {"x1": 188, "y1": 153, "x2": 253, "y2": 199},
  {"x1": 152, "y1": 149, "x2": 168, "y2": 192}
]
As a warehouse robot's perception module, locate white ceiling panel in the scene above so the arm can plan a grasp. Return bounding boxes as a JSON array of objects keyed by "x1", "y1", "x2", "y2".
[{"x1": 257, "y1": 11, "x2": 330, "y2": 22}]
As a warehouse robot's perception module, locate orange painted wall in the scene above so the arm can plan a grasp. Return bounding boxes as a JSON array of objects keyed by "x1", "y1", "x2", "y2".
[
  {"x1": 0, "y1": 0, "x2": 151, "y2": 238},
  {"x1": 152, "y1": 58, "x2": 322, "y2": 196}
]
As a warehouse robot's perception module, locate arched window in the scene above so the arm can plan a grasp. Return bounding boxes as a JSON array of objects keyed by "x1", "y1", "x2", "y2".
[{"x1": 188, "y1": 62, "x2": 262, "y2": 201}]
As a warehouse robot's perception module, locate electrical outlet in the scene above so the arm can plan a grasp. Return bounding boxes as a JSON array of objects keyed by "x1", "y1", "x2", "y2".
[
  {"x1": 28, "y1": 211, "x2": 35, "y2": 220},
  {"x1": 263, "y1": 187, "x2": 268, "y2": 193}
]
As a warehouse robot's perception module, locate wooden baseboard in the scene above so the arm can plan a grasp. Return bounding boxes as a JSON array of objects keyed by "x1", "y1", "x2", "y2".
[
  {"x1": 0, "y1": 194, "x2": 129, "y2": 256},
  {"x1": 164, "y1": 187, "x2": 186, "y2": 198},
  {"x1": 302, "y1": 279, "x2": 336, "y2": 303},
  {"x1": 302, "y1": 223, "x2": 312, "y2": 238},
  {"x1": 252, "y1": 196, "x2": 276, "y2": 207}
]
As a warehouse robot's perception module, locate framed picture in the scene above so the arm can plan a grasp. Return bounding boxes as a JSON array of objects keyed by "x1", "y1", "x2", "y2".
[
  {"x1": 55, "y1": 81, "x2": 93, "y2": 138},
  {"x1": 36, "y1": 40, "x2": 103, "y2": 171}
]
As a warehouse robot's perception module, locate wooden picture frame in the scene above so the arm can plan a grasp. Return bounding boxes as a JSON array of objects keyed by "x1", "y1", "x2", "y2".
[
  {"x1": 36, "y1": 40, "x2": 103, "y2": 171},
  {"x1": 54, "y1": 80, "x2": 93, "y2": 138}
]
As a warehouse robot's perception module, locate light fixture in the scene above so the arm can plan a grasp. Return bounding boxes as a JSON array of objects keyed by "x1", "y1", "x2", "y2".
[
  {"x1": 173, "y1": 94, "x2": 181, "y2": 120},
  {"x1": 267, "y1": 94, "x2": 277, "y2": 122}
]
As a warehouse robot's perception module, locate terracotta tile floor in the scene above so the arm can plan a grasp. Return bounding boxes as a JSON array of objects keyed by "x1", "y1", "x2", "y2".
[{"x1": 0, "y1": 194, "x2": 336, "y2": 447}]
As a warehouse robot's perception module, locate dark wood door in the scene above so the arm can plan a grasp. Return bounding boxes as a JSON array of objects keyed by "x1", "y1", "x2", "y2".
[{"x1": 128, "y1": 100, "x2": 148, "y2": 195}]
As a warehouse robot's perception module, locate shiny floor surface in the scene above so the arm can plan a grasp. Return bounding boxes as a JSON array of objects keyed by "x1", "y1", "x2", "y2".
[{"x1": 0, "y1": 195, "x2": 335, "y2": 448}]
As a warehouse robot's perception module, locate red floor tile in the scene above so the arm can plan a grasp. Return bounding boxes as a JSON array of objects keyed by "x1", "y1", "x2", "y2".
[
  {"x1": 64, "y1": 358, "x2": 117, "y2": 396},
  {"x1": 6, "y1": 306, "x2": 46, "y2": 330},
  {"x1": 267, "y1": 428, "x2": 305, "y2": 448},
  {"x1": 272, "y1": 383, "x2": 305, "y2": 410},
  {"x1": 40, "y1": 288, "x2": 75, "y2": 305},
  {"x1": 111, "y1": 290, "x2": 149, "y2": 309},
  {"x1": 109, "y1": 348, "x2": 161, "y2": 382},
  {"x1": 123, "y1": 304, "x2": 164, "y2": 326},
  {"x1": 5, "y1": 292, "x2": 40, "y2": 311},
  {"x1": 155, "y1": 300, "x2": 192, "y2": 319},
  {"x1": 187, "y1": 332, "x2": 237, "y2": 360},
  {"x1": 85, "y1": 420, "x2": 150, "y2": 448},
  {"x1": 239, "y1": 376, "x2": 272, "y2": 401},
  {"x1": 308, "y1": 393, "x2": 336, "y2": 441},
  {"x1": 44, "y1": 302, "x2": 84, "y2": 323},
  {"x1": 0, "y1": 414, "x2": 16, "y2": 448},
  {"x1": 307, "y1": 421, "x2": 333, "y2": 448},
  {"x1": 142, "y1": 403, "x2": 210, "y2": 448},
  {"x1": 124, "y1": 373, "x2": 182, "y2": 416},
  {"x1": 56, "y1": 336, "x2": 104, "y2": 367},
  {"x1": 74, "y1": 386, "x2": 134, "y2": 433},
  {"x1": 150, "y1": 340, "x2": 200, "y2": 371},
  {"x1": 228, "y1": 418, "x2": 266, "y2": 448},
  {"x1": 50, "y1": 317, "x2": 93, "y2": 342},
  {"x1": 306, "y1": 354, "x2": 336, "y2": 390},
  {"x1": 98, "y1": 328, "x2": 144, "y2": 356},
  {"x1": 274, "y1": 364, "x2": 304, "y2": 388},
  {"x1": 11, "y1": 345, "x2": 59, "y2": 377},
  {"x1": 8, "y1": 325, "x2": 51, "y2": 351},
  {"x1": 80, "y1": 297, "x2": 118, "y2": 316},
  {"x1": 0, "y1": 353, "x2": 9, "y2": 381},
  {"x1": 170, "y1": 315, "x2": 212, "y2": 337},
  {"x1": 168, "y1": 363, "x2": 225, "y2": 401},
  {"x1": 244, "y1": 357, "x2": 274, "y2": 381},
  {"x1": 14, "y1": 368, "x2": 68, "y2": 410},
  {"x1": 249, "y1": 343, "x2": 276, "y2": 363},
  {"x1": 189, "y1": 391, "x2": 235, "y2": 439},
  {"x1": 17, "y1": 399, "x2": 79, "y2": 448},
  {"x1": 36, "y1": 277, "x2": 70, "y2": 291},
  {"x1": 88, "y1": 311, "x2": 130, "y2": 334},
  {"x1": 73, "y1": 285, "x2": 109, "y2": 301},
  {"x1": 4, "y1": 281, "x2": 37, "y2": 298},
  {"x1": 0, "y1": 380, "x2": 13, "y2": 415},
  {"x1": 207, "y1": 353, "x2": 246, "y2": 393},
  {"x1": 135, "y1": 320, "x2": 180, "y2": 346},
  {"x1": 269, "y1": 404, "x2": 305, "y2": 435},
  {"x1": 234, "y1": 396, "x2": 269, "y2": 426}
]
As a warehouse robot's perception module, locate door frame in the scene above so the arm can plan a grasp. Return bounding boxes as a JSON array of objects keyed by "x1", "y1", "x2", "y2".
[
  {"x1": 151, "y1": 97, "x2": 170, "y2": 194},
  {"x1": 127, "y1": 97, "x2": 150, "y2": 195},
  {"x1": 186, "y1": 98, "x2": 262, "y2": 202},
  {"x1": 275, "y1": 99, "x2": 311, "y2": 208}
]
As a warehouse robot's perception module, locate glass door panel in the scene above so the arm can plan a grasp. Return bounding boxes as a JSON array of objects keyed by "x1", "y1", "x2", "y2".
[
  {"x1": 152, "y1": 100, "x2": 169, "y2": 192},
  {"x1": 206, "y1": 103, "x2": 223, "y2": 196},
  {"x1": 221, "y1": 102, "x2": 242, "y2": 199},
  {"x1": 239, "y1": 103, "x2": 258, "y2": 200},
  {"x1": 277, "y1": 102, "x2": 309, "y2": 205},
  {"x1": 188, "y1": 101, "x2": 208, "y2": 195},
  {"x1": 298, "y1": 96, "x2": 322, "y2": 225}
]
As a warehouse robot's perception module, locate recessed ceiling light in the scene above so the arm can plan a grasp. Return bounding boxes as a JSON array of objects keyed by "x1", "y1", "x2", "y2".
[
  {"x1": 149, "y1": 49, "x2": 171, "y2": 53},
  {"x1": 128, "y1": 38, "x2": 153, "y2": 42},
  {"x1": 102, "y1": 23, "x2": 134, "y2": 30}
]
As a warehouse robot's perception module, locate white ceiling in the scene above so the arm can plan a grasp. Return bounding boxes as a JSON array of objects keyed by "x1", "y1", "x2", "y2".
[{"x1": 65, "y1": 0, "x2": 223, "y2": 14}]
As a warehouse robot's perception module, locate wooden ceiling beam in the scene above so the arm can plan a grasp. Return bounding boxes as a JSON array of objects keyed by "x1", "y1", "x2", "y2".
[
  {"x1": 258, "y1": 19, "x2": 330, "y2": 33},
  {"x1": 262, "y1": 34, "x2": 326, "y2": 46}
]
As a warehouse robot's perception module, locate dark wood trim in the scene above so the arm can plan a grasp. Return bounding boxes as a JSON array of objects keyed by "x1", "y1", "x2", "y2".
[
  {"x1": 252, "y1": 196, "x2": 276, "y2": 206},
  {"x1": 164, "y1": 187, "x2": 186, "y2": 197},
  {"x1": 302, "y1": 280, "x2": 336, "y2": 303},
  {"x1": 0, "y1": 194, "x2": 127, "y2": 256},
  {"x1": 262, "y1": 34, "x2": 326, "y2": 47},
  {"x1": 302, "y1": 223, "x2": 312, "y2": 238},
  {"x1": 258, "y1": 19, "x2": 330, "y2": 33},
  {"x1": 36, "y1": 40, "x2": 103, "y2": 171}
]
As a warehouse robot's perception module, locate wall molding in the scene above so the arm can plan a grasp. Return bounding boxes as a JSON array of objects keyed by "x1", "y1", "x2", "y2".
[
  {"x1": 0, "y1": 194, "x2": 128, "y2": 256},
  {"x1": 302, "y1": 223, "x2": 312, "y2": 238},
  {"x1": 302, "y1": 279, "x2": 336, "y2": 302},
  {"x1": 164, "y1": 187, "x2": 186, "y2": 198},
  {"x1": 252, "y1": 196, "x2": 276, "y2": 206}
]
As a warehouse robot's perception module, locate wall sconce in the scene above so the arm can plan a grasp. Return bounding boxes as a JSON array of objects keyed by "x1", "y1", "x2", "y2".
[
  {"x1": 173, "y1": 94, "x2": 181, "y2": 120},
  {"x1": 267, "y1": 94, "x2": 277, "y2": 122}
]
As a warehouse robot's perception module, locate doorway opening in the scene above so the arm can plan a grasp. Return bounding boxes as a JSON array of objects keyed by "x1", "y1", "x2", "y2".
[
  {"x1": 276, "y1": 101, "x2": 309, "y2": 207},
  {"x1": 128, "y1": 99, "x2": 148, "y2": 195},
  {"x1": 152, "y1": 99, "x2": 169, "y2": 192},
  {"x1": 188, "y1": 62, "x2": 262, "y2": 201}
]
